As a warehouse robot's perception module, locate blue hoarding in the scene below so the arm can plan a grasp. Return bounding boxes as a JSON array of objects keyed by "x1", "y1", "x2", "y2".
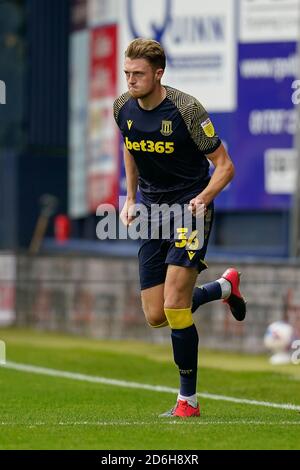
[{"x1": 215, "y1": 41, "x2": 297, "y2": 210}]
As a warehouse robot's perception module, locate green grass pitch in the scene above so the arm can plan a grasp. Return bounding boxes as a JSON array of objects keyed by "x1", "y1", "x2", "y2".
[{"x1": 0, "y1": 328, "x2": 299, "y2": 450}]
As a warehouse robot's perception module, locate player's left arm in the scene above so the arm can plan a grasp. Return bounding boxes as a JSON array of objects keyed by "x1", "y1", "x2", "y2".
[{"x1": 189, "y1": 143, "x2": 234, "y2": 216}]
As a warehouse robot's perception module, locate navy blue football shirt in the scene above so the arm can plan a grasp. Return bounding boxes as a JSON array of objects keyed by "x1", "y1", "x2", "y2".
[{"x1": 113, "y1": 85, "x2": 221, "y2": 206}]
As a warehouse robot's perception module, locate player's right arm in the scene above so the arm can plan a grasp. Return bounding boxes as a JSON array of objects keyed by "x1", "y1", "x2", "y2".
[{"x1": 120, "y1": 145, "x2": 139, "y2": 226}]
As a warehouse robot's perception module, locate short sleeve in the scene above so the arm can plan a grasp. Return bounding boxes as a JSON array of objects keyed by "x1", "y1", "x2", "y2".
[
  {"x1": 113, "y1": 92, "x2": 131, "y2": 127},
  {"x1": 189, "y1": 101, "x2": 221, "y2": 154}
]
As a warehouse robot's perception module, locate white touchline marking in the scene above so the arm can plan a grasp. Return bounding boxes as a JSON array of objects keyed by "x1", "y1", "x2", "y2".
[
  {"x1": 199, "y1": 392, "x2": 300, "y2": 411},
  {"x1": 0, "y1": 421, "x2": 300, "y2": 427},
  {"x1": 2, "y1": 361, "x2": 300, "y2": 412}
]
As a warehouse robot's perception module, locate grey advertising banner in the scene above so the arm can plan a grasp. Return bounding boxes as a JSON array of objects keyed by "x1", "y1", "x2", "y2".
[{"x1": 12, "y1": 254, "x2": 300, "y2": 353}]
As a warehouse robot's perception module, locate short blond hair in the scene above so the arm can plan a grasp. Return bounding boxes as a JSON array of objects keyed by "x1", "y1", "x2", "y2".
[{"x1": 125, "y1": 38, "x2": 166, "y2": 70}]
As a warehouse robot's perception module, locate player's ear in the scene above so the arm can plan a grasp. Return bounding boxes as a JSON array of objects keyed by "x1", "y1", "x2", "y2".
[{"x1": 155, "y1": 68, "x2": 164, "y2": 81}]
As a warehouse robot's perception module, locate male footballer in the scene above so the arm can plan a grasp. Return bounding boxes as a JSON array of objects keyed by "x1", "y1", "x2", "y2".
[{"x1": 114, "y1": 38, "x2": 246, "y2": 418}]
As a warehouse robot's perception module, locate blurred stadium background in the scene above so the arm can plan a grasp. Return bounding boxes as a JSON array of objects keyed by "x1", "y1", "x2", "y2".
[{"x1": 0, "y1": 0, "x2": 300, "y2": 354}]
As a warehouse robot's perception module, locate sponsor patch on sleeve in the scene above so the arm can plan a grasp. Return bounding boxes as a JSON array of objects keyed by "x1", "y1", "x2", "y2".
[{"x1": 200, "y1": 118, "x2": 215, "y2": 138}]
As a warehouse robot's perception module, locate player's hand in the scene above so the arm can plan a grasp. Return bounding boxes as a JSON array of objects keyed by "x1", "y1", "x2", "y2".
[
  {"x1": 120, "y1": 198, "x2": 137, "y2": 226},
  {"x1": 188, "y1": 195, "x2": 207, "y2": 218}
]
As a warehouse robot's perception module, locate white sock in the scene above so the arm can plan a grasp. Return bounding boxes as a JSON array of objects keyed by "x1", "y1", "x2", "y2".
[
  {"x1": 217, "y1": 278, "x2": 231, "y2": 299},
  {"x1": 178, "y1": 393, "x2": 197, "y2": 407}
]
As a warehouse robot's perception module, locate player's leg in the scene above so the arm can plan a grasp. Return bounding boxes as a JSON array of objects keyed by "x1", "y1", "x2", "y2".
[
  {"x1": 141, "y1": 283, "x2": 167, "y2": 327},
  {"x1": 161, "y1": 265, "x2": 200, "y2": 417},
  {"x1": 192, "y1": 268, "x2": 246, "y2": 321},
  {"x1": 138, "y1": 238, "x2": 169, "y2": 328},
  {"x1": 191, "y1": 272, "x2": 225, "y2": 312}
]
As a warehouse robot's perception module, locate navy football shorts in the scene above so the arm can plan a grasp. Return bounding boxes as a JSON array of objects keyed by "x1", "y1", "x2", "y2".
[{"x1": 138, "y1": 203, "x2": 214, "y2": 290}]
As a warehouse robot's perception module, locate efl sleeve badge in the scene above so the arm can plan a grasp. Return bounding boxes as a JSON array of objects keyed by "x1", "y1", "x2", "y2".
[{"x1": 200, "y1": 118, "x2": 215, "y2": 138}]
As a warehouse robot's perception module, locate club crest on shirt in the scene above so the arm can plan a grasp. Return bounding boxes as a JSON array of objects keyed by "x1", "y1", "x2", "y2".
[
  {"x1": 160, "y1": 120, "x2": 173, "y2": 136},
  {"x1": 127, "y1": 119, "x2": 133, "y2": 130},
  {"x1": 201, "y1": 118, "x2": 215, "y2": 138}
]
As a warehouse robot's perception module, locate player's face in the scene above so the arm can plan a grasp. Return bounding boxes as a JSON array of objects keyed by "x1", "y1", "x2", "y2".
[{"x1": 124, "y1": 57, "x2": 163, "y2": 99}]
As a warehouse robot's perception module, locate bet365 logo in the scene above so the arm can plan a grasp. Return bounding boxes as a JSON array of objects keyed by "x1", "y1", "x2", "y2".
[
  {"x1": 0, "y1": 80, "x2": 6, "y2": 104},
  {"x1": 125, "y1": 136, "x2": 174, "y2": 154}
]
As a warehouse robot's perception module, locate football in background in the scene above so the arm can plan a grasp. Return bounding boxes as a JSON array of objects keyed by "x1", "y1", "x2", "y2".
[{"x1": 264, "y1": 321, "x2": 294, "y2": 364}]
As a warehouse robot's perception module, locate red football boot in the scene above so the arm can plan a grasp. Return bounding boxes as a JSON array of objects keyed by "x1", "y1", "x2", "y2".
[
  {"x1": 159, "y1": 400, "x2": 200, "y2": 418},
  {"x1": 222, "y1": 268, "x2": 247, "y2": 321}
]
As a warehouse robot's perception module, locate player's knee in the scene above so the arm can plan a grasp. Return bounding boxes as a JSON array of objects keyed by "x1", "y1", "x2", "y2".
[
  {"x1": 145, "y1": 311, "x2": 168, "y2": 328},
  {"x1": 147, "y1": 318, "x2": 169, "y2": 328},
  {"x1": 142, "y1": 304, "x2": 167, "y2": 328}
]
